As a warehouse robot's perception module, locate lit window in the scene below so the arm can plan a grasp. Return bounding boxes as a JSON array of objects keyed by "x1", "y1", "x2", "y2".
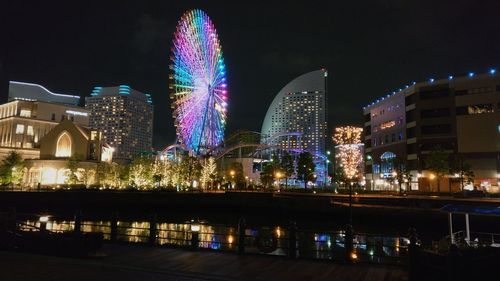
[
  {"x1": 16, "y1": 124, "x2": 25, "y2": 134},
  {"x1": 20, "y1": 109, "x2": 31, "y2": 117},
  {"x1": 55, "y1": 132, "x2": 72, "y2": 157},
  {"x1": 27, "y1": 126, "x2": 34, "y2": 136}
]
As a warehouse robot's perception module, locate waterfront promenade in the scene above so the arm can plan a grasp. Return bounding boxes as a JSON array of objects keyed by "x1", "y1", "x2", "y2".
[{"x1": 0, "y1": 244, "x2": 407, "y2": 281}]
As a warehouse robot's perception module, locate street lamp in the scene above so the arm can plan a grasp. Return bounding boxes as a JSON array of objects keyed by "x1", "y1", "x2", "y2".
[
  {"x1": 229, "y1": 170, "x2": 235, "y2": 189},
  {"x1": 275, "y1": 171, "x2": 282, "y2": 191}
]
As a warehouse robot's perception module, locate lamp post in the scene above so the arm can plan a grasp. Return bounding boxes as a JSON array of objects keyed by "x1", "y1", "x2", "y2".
[
  {"x1": 39, "y1": 215, "x2": 50, "y2": 234},
  {"x1": 326, "y1": 151, "x2": 331, "y2": 188},
  {"x1": 349, "y1": 181, "x2": 353, "y2": 224},
  {"x1": 366, "y1": 155, "x2": 373, "y2": 190},
  {"x1": 275, "y1": 171, "x2": 282, "y2": 191},
  {"x1": 190, "y1": 220, "x2": 200, "y2": 250},
  {"x1": 229, "y1": 170, "x2": 235, "y2": 189}
]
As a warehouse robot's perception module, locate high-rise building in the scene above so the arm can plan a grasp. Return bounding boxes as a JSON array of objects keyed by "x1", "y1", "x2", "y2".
[
  {"x1": 85, "y1": 85, "x2": 153, "y2": 160},
  {"x1": 363, "y1": 70, "x2": 500, "y2": 192},
  {"x1": 0, "y1": 82, "x2": 88, "y2": 160},
  {"x1": 8, "y1": 81, "x2": 80, "y2": 105},
  {"x1": 261, "y1": 69, "x2": 328, "y2": 183}
]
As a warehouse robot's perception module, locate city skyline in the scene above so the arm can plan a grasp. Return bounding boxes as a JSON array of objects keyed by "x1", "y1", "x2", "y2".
[{"x1": 2, "y1": 1, "x2": 500, "y2": 149}]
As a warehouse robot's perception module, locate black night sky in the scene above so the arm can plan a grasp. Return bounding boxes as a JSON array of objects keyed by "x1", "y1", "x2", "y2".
[{"x1": 2, "y1": 0, "x2": 500, "y2": 149}]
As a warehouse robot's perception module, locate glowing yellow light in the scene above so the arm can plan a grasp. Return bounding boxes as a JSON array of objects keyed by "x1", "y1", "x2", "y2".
[
  {"x1": 39, "y1": 216, "x2": 49, "y2": 223},
  {"x1": 191, "y1": 224, "x2": 200, "y2": 232},
  {"x1": 55, "y1": 132, "x2": 72, "y2": 157},
  {"x1": 228, "y1": 235, "x2": 234, "y2": 244},
  {"x1": 350, "y1": 252, "x2": 358, "y2": 260},
  {"x1": 429, "y1": 174, "x2": 436, "y2": 180},
  {"x1": 333, "y1": 126, "x2": 363, "y2": 145},
  {"x1": 41, "y1": 167, "x2": 57, "y2": 184}
]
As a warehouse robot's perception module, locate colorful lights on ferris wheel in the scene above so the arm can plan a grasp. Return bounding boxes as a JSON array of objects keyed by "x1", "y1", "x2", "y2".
[{"x1": 170, "y1": 9, "x2": 228, "y2": 154}]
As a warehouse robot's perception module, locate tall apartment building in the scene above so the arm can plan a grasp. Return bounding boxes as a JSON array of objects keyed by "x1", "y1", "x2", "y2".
[
  {"x1": 363, "y1": 70, "x2": 500, "y2": 192},
  {"x1": 0, "y1": 82, "x2": 88, "y2": 159},
  {"x1": 261, "y1": 69, "x2": 328, "y2": 184},
  {"x1": 85, "y1": 85, "x2": 153, "y2": 160}
]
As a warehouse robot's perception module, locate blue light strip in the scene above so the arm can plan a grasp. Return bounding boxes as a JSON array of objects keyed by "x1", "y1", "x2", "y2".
[{"x1": 363, "y1": 68, "x2": 497, "y2": 109}]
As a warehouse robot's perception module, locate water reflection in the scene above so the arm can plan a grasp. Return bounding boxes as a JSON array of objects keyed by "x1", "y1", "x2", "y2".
[{"x1": 19, "y1": 219, "x2": 408, "y2": 263}]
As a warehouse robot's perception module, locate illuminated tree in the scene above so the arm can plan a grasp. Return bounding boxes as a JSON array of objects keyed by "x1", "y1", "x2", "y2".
[
  {"x1": 97, "y1": 162, "x2": 121, "y2": 188},
  {"x1": 0, "y1": 151, "x2": 25, "y2": 187},
  {"x1": 66, "y1": 154, "x2": 84, "y2": 185},
  {"x1": 333, "y1": 126, "x2": 362, "y2": 146},
  {"x1": 129, "y1": 156, "x2": 154, "y2": 189},
  {"x1": 333, "y1": 126, "x2": 363, "y2": 185},
  {"x1": 336, "y1": 145, "x2": 363, "y2": 183},
  {"x1": 200, "y1": 157, "x2": 217, "y2": 189}
]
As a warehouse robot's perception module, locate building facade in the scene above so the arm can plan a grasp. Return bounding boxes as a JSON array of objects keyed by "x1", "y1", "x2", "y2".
[
  {"x1": 24, "y1": 118, "x2": 113, "y2": 187},
  {"x1": 85, "y1": 85, "x2": 153, "y2": 160},
  {"x1": 363, "y1": 70, "x2": 500, "y2": 192},
  {"x1": 0, "y1": 100, "x2": 89, "y2": 159},
  {"x1": 261, "y1": 69, "x2": 328, "y2": 184}
]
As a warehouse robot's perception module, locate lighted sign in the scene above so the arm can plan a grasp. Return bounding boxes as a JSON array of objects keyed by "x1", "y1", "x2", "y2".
[
  {"x1": 66, "y1": 110, "x2": 88, "y2": 117},
  {"x1": 380, "y1": 121, "x2": 396, "y2": 130}
]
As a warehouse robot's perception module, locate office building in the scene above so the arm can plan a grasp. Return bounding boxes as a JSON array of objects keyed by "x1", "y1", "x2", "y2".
[
  {"x1": 363, "y1": 70, "x2": 500, "y2": 192},
  {"x1": 85, "y1": 85, "x2": 153, "y2": 160}
]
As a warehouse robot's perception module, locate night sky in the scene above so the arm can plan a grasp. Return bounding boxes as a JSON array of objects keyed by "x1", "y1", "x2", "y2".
[{"x1": 2, "y1": 0, "x2": 500, "y2": 149}]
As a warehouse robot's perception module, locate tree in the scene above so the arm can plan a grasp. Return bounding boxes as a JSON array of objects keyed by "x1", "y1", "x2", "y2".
[
  {"x1": 175, "y1": 155, "x2": 201, "y2": 189},
  {"x1": 389, "y1": 163, "x2": 411, "y2": 195},
  {"x1": 0, "y1": 151, "x2": 25, "y2": 187},
  {"x1": 260, "y1": 162, "x2": 275, "y2": 189},
  {"x1": 66, "y1": 154, "x2": 84, "y2": 185},
  {"x1": 335, "y1": 145, "x2": 363, "y2": 184},
  {"x1": 129, "y1": 156, "x2": 154, "y2": 189},
  {"x1": 425, "y1": 146, "x2": 450, "y2": 193},
  {"x1": 334, "y1": 165, "x2": 348, "y2": 188},
  {"x1": 451, "y1": 155, "x2": 474, "y2": 192},
  {"x1": 297, "y1": 152, "x2": 315, "y2": 189},
  {"x1": 227, "y1": 162, "x2": 245, "y2": 189},
  {"x1": 280, "y1": 152, "x2": 294, "y2": 189},
  {"x1": 80, "y1": 168, "x2": 96, "y2": 187},
  {"x1": 200, "y1": 157, "x2": 217, "y2": 189}
]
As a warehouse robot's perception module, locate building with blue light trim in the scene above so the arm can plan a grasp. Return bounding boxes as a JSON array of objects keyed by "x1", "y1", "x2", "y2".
[
  {"x1": 8, "y1": 81, "x2": 81, "y2": 105},
  {"x1": 85, "y1": 85, "x2": 153, "y2": 160},
  {"x1": 363, "y1": 70, "x2": 500, "y2": 192}
]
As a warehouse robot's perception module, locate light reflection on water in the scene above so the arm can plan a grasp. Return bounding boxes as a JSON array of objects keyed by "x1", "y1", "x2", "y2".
[{"x1": 20, "y1": 219, "x2": 408, "y2": 262}]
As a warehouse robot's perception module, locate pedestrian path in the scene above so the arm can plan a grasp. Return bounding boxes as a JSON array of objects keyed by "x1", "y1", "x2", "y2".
[{"x1": 0, "y1": 244, "x2": 407, "y2": 281}]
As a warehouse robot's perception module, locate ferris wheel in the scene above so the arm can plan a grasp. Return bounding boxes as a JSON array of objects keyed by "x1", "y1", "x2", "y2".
[{"x1": 170, "y1": 9, "x2": 228, "y2": 155}]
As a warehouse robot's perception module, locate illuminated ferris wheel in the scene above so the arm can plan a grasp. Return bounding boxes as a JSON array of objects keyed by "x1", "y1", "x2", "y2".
[{"x1": 170, "y1": 9, "x2": 228, "y2": 155}]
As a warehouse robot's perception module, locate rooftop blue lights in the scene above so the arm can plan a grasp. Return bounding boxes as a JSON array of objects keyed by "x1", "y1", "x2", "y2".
[
  {"x1": 429, "y1": 78, "x2": 435, "y2": 83},
  {"x1": 490, "y1": 68, "x2": 496, "y2": 75},
  {"x1": 468, "y1": 72, "x2": 475, "y2": 77},
  {"x1": 448, "y1": 75, "x2": 453, "y2": 80}
]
